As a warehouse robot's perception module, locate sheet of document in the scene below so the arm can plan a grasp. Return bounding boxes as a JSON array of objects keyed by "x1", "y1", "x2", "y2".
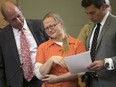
[{"x1": 64, "y1": 51, "x2": 92, "y2": 74}]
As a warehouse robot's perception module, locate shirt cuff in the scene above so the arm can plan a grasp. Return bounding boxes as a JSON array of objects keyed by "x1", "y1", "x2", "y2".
[
  {"x1": 104, "y1": 58, "x2": 115, "y2": 70},
  {"x1": 78, "y1": 72, "x2": 85, "y2": 77},
  {"x1": 34, "y1": 62, "x2": 44, "y2": 79}
]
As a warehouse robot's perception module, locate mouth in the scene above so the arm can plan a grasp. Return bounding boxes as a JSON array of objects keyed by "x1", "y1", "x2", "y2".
[{"x1": 91, "y1": 19, "x2": 95, "y2": 23}]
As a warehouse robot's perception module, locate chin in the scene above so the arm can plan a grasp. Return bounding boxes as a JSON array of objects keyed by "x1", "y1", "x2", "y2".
[{"x1": 49, "y1": 34, "x2": 56, "y2": 38}]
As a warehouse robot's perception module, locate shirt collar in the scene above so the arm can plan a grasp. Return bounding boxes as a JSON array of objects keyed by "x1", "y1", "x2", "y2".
[
  {"x1": 12, "y1": 19, "x2": 29, "y2": 32},
  {"x1": 47, "y1": 35, "x2": 76, "y2": 48},
  {"x1": 23, "y1": 19, "x2": 29, "y2": 30},
  {"x1": 100, "y1": 11, "x2": 109, "y2": 26}
]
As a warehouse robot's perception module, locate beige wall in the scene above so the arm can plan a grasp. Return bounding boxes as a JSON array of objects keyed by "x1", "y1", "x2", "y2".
[
  {"x1": 1, "y1": 0, "x2": 116, "y2": 37},
  {"x1": 110, "y1": 0, "x2": 116, "y2": 15},
  {"x1": 18, "y1": 0, "x2": 116, "y2": 38},
  {"x1": 18, "y1": 0, "x2": 89, "y2": 38}
]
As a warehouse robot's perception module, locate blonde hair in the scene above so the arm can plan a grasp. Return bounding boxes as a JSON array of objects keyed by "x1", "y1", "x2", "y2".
[{"x1": 43, "y1": 12, "x2": 63, "y2": 23}]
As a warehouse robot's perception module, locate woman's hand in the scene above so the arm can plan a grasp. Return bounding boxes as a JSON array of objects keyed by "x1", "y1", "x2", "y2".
[
  {"x1": 42, "y1": 74, "x2": 59, "y2": 83},
  {"x1": 51, "y1": 56, "x2": 66, "y2": 67}
]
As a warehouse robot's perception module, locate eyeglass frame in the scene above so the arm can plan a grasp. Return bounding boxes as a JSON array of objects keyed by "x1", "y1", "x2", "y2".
[{"x1": 44, "y1": 22, "x2": 60, "y2": 31}]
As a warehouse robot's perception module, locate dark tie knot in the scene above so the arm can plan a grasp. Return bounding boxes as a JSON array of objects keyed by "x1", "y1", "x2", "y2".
[
  {"x1": 20, "y1": 28, "x2": 26, "y2": 34},
  {"x1": 97, "y1": 23, "x2": 101, "y2": 27},
  {"x1": 20, "y1": 28, "x2": 26, "y2": 31}
]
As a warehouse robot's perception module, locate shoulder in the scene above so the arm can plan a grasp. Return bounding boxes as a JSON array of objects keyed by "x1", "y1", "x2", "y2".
[
  {"x1": 81, "y1": 22, "x2": 92, "y2": 32},
  {"x1": 108, "y1": 13, "x2": 116, "y2": 22},
  {"x1": 0, "y1": 25, "x2": 13, "y2": 44},
  {"x1": 78, "y1": 22, "x2": 92, "y2": 37},
  {"x1": 106, "y1": 14, "x2": 116, "y2": 27},
  {"x1": 69, "y1": 35, "x2": 83, "y2": 44},
  {"x1": 0, "y1": 25, "x2": 12, "y2": 35},
  {"x1": 38, "y1": 40, "x2": 50, "y2": 49}
]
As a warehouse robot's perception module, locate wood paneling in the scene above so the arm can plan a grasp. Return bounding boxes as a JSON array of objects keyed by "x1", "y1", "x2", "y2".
[{"x1": 79, "y1": 77, "x2": 85, "y2": 87}]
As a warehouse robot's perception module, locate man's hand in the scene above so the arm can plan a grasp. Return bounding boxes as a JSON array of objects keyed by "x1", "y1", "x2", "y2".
[{"x1": 87, "y1": 60, "x2": 105, "y2": 71}]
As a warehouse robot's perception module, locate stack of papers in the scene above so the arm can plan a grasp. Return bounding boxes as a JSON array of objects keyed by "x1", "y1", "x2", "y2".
[{"x1": 64, "y1": 51, "x2": 92, "y2": 74}]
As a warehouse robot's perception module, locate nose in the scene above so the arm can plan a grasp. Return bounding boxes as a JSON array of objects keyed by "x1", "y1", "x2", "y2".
[
  {"x1": 87, "y1": 14, "x2": 92, "y2": 19},
  {"x1": 16, "y1": 17, "x2": 20, "y2": 22},
  {"x1": 48, "y1": 28, "x2": 53, "y2": 31},
  {"x1": 87, "y1": 15, "x2": 93, "y2": 21}
]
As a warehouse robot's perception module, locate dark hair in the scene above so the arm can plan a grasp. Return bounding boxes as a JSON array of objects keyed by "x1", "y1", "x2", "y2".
[{"x1": 81, "y1": 0, "x2": 105, "y2": 9}]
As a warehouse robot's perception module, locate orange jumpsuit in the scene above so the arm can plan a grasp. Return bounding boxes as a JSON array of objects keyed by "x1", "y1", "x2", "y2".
[{"x1": 36, "y1": 36, "x2": 85, "y2": 87}]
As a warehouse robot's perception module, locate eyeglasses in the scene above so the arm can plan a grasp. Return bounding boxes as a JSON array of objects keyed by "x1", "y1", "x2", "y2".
[{"x1": 44, "y1": 22, "x2": 59, "y2": 31}]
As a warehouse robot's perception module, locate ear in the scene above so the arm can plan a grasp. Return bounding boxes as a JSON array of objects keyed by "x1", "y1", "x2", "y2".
[
  {"x1": 60, "y1": 21, "x2": 64, "y2": 26},
  {"x1": 3, "y1": 17, "x2": 7, "y2": 22},
  {"x1": 101, "y1": 3, "x2": 107, "y2": 10},
  {"x1": 59, "y1": 21, "x2": 64, "y2": 29}
]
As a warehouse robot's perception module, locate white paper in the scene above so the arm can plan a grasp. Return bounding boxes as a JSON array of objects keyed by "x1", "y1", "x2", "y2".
[{"x1": 64, "y1": 51, "x2": 92, "y2": 74}]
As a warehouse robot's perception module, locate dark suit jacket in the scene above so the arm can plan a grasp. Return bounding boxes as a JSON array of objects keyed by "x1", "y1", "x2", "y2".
[
  {"x1": 0, "y1": 19, "x2": 49, "y2": 87},
  {"x1": 87, "y1": 13, "x2": 116, "y2": 87}
]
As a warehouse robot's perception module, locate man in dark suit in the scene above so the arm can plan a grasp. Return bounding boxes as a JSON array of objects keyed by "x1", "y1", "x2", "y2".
[
  {"x1": 0, "y1": 1, "x2": 48, "y2": 87},
  {"x1": 81, "y1": 0, "x2": 116, "y2": 87}
]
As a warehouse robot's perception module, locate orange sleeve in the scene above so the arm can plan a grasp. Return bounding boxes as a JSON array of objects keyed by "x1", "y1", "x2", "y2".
[{"x1": 35, "y1": 43, "x2": 45, "y2": 64}]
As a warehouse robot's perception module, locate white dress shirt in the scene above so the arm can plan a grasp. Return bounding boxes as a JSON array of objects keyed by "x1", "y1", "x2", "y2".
[{"x1": 13, "y1": 19, "x2": 37, "y2": 69}]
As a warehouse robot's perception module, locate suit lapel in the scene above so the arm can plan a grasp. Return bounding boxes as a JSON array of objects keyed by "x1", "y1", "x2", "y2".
[
  {"x1": 6, "y1": 26, "x2": 21, "y2": 65},
  {"x1": 26, "y1": 20, "x2": 40, "y2": 45},
  {"x1": 96, "y1": 14, "x2": 111, "y2": 50}
]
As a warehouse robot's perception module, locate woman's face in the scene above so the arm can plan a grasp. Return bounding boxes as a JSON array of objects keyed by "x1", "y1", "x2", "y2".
[{"x1": 43, "y1": 17, "x2": 63, "y2": 39}]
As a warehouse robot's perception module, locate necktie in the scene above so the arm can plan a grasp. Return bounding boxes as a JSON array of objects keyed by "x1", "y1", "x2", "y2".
[
  {"x1": 20, "y1": 28, "x2": 34, "y2": 81},
  {"x1": 90, "y1": 23, "x2": 101, "y2": 62},
  {"x1": 90, "y1": 23, "x2": 101, "y2": 79}
]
